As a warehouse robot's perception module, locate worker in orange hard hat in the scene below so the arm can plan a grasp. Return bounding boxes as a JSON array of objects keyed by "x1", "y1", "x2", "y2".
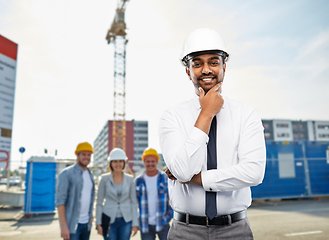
[
  {"x1": 56, "y1": 142, "x2": 95, "y2": 240},
  {"x1": 135, "y1": 148, "x2": 173, "y2": 240},
  {"x1": 158, "y1": 28, "x2": 266, "y2": 239}
]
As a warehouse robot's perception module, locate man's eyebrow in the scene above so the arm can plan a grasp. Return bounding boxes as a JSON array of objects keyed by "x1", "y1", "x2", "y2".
[
  {"x1": 191, "y1": 57, "x2": 201, "y2": 62},
  {"x1": 191, "y1": 56, "x2": 220, "y2": 62}
]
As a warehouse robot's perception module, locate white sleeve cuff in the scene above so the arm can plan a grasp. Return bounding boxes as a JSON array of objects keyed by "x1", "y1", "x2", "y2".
[
  {"x1": 201, "y1": 169, "x2": 218, "y2": 192},
  {"x1": 189, "y1": 126, "x2": 209, "y2": 146}
]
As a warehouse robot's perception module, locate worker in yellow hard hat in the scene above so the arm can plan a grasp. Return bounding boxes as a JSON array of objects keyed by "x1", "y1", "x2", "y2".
[
  {"x1": 56, "y1": 142, "x2": 95, "y2": 240},
  {"x1": 158, "y1": 28, "x2": 266, "y2": 239},
  {"x1": 74, "y1": 142, "x2": 94, "y2": 170},
  {"x1": 135, "y1": 148, "x2": 173, "y2": 240}
]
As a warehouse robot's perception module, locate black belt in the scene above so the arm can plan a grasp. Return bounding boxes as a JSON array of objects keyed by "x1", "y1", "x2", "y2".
[{"x1": 174, "y1": 210, "x2": 246, "y2": 226}]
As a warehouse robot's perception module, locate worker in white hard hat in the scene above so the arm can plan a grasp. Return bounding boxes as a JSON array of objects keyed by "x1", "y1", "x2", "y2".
[
  {"x1": 95, "y1": 148, "x2": 139, "y2": 240},
  {"x1": 158, "y1": 28, "x2": 266, "y2": 239}
]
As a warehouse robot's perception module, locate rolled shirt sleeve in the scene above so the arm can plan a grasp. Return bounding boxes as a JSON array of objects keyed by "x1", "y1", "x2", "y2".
[{"x1": 55, "y1": 170, "x2": 69, "y2": 207}]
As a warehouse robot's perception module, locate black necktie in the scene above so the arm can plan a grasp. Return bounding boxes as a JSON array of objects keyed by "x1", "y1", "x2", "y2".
[{"x1": 206, "y1": 116, "x2": 217, "y2": 220}]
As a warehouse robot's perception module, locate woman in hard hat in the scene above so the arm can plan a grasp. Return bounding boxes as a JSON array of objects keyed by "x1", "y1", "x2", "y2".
[{"x1": 95, "y1": 148, "x2": 139, "y2": 240}]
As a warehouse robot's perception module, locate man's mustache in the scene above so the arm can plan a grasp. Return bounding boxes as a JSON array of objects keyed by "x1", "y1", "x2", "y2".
[{"x1": 197, "y1": 74, "x2": 217, "y2": 80}]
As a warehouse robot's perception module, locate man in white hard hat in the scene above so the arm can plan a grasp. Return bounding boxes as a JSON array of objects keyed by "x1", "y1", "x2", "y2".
[{"x1": 158, "y1": 28, "x2": 266, "y2": 239}]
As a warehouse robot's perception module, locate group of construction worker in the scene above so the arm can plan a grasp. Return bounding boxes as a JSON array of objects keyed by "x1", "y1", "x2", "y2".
[
  {"x1": 56, "y1": 142, "x2": 171, "y2": 240},
  {"x1": 56, "y1": 28, "x2": 266, "y2": 240}
]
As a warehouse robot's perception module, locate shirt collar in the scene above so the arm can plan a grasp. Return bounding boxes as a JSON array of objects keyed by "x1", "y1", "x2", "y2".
[
  {"x1": 74, "y1": 163, "x2": 86, "y2": 173},
  {"x1": 192, "y1": 93, "x2": 226, "y2": 110},
  {"x1": 143, "y1": 170, "x2": 160, "y2": 178}
]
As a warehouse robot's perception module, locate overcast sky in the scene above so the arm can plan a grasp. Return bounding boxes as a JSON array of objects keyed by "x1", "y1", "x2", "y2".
[{"x1": 1, "y1": 0, "x2": 329, "y2": 169}]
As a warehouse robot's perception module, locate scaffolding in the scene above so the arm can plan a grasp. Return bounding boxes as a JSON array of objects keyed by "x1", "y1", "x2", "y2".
[{"x1": 106, "y1": 0, "x2": 129, "y2": 150}]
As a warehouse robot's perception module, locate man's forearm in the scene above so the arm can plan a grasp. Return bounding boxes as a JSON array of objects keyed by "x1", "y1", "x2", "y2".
[
  {"x1": 57, "y1": 205, "x2": 68, "y2": 229},
  {"x1": 188, "y1": 172, "x2": 202, "y2": 186},
  {"x1": 194, "y1": 110, "x2": 213, "y2": 135},
  {"x1": 178, "y1": 172, "x2": 203, "y2": 186}
]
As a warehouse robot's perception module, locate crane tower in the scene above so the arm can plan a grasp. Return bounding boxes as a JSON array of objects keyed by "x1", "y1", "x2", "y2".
[{"x1": 106, "y1": 0, "x2": 129, "y2": 151}]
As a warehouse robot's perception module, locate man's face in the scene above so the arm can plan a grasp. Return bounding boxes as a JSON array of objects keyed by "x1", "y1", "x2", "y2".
[
  {"x1": 143, "y1": 156, "x2": 158, "y2": 175},
  {"x1": 186, "y1": 53, "x2": 226, "y2": 95},
  {"x1": 76, "y1": 151, "x2": 92, "y2": 169}
]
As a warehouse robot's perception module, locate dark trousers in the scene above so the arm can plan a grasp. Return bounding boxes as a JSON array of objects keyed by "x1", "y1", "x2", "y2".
[
  {"x1": 141, "y1": 224, "x2": 170, "y2": 240},
  {"x1": 69, "y1": 223, "x2": 91, "y2": 240}
]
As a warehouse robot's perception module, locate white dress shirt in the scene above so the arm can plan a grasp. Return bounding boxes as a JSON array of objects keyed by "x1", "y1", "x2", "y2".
[{"x1": 158, "y1": 94, "x2": 266, "y2": 216}]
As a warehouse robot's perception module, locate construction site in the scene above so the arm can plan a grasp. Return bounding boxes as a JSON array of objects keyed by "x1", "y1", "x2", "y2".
[{"x1": 1, "y1": 0, "x2": 329, "y2": 239}]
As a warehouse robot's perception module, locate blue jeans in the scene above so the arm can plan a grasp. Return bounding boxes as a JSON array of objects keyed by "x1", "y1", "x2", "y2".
[
  {"x1": 104, "y1": 217, "x2": 132, "y2": 240},
  {"x1": 141, "y1": 224, "x2": 170, "y2": 240},
  {"x1": 69, "y1": 223, "x2": 91, "y2": 240}
]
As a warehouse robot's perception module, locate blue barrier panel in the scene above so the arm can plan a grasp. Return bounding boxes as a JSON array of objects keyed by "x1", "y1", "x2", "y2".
[
  {"x1": 305, "y1": 142, "x2": 329, "y2": 196},
  {"x1": 252, "y1": 141, "x2": 307, "y2": 199},
  {"x1": 252, "y1": 141, "x2": 329, "y2": 200}
]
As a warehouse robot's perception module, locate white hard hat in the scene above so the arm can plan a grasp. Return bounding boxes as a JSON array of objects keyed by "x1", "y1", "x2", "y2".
[
  {"x1": 108, "y1": 148, "x2": 128, "y2": 161},
  {"x1": 180, "y1": 28, "x2": 229, "y2": 66}
]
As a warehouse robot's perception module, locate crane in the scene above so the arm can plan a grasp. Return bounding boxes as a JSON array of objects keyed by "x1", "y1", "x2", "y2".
[{"x1": 106, "y1": 0, "x2": 129, "y2": 151}]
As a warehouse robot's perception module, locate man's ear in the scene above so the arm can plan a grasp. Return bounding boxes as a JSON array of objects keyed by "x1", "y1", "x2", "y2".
[
  {"x1": 186, "y1": 67, "x2": 191, "y2": 80},
  {"x1": 223, "y1": 63, "x2": 226, "y2": 77}
]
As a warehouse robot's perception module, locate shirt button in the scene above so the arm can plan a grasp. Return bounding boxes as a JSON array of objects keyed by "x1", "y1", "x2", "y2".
[{"x1": 210, "y1": 188, "x2": 212, "y2": 191}]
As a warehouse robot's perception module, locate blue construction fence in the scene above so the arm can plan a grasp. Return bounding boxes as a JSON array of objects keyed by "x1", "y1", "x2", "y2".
[
  {"x1": 23, "y1": 141, "x2": 329, "y2": 213},
  {"x1": 251, "y1": 141, "x2": 329, "y2": 199}
]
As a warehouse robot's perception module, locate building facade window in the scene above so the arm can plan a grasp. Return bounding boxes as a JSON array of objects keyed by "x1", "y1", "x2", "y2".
[
  {"x1": 277, "y1": 133, "x2": 290, "y2": 138},
  {"x1": 135, "y1": 137, "x2": 148, "y2": 141},
  {"x1": 277, "y1": 123, "x2": 289, "y2": 128},
  {"x1": 264, "y1": 132, "x2": 271, "y2": 139},
  {"x1": 135, "y1": 130, "x2": 148, "y2": 134},
  {"x1": 135, "y1": 123, "x2": 148, "y2": 127},
  {"x1": 263, "y1": 122, "x2": 270, "y2": 129},
  {"x1": 135, "y1": 150, "x2": 144, "y2": 155},
  {"x1": 319, "y1": 134, "x2": 329, "y2": 138}
]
